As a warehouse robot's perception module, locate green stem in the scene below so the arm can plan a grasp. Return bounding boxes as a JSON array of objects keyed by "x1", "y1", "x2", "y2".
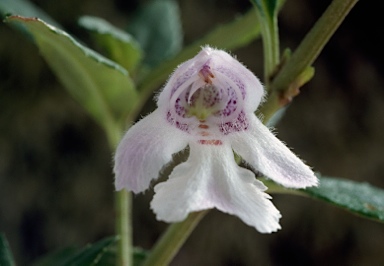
[
  {"x1": 106, "y1": 123, "x2": 132, "y2": 266},
  {"x1": 142, "y1": 211, "x2": 208, "y2": 266},
  {"x1": 271, "y1": 0, "x2": 359, "y2": 92},
  {"x1": 260, "y1": 0, "x2": 358, "y2": 120},
  {"x1": 251, "y1": 0, "x2": 281, "y2": 87},
  {"x1": 258, "y1": 91, "x2": 280, "y2": 123},
  {"x1": 261, "y1": 178, "x2": 307, "y2": 196},
  {"x1": 115, "y1": 190, "x2": 132, "y2": 266},
  {"x1": 260, "y1": 14, "x2": 280, "y2": 86}
]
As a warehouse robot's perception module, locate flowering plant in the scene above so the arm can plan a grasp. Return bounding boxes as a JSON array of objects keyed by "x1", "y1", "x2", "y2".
[{"x1": 114, "y1": 46, "x2": 317, "y2": 233}]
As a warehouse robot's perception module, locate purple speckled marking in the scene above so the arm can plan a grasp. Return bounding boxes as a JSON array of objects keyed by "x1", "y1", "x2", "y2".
[
  {"x1": 219, "y1": 111, "x2": 249, "y2": 135},
  {"x1": 174, "y1": 97, "x2": 187, "y2": 117},
  {"x1": 218, "y1": 85, "x2": 238, "y2": 117},
  {"x1": 215, "y1": 66, "x2": 246, "y2": 99},
  {"x1": 166, "y1": 111, "x2": 189, "y2": 132}
]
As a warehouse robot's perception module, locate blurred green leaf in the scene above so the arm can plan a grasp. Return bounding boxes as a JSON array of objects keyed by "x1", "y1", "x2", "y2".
[
  {"x1": 5, "y1": 16, "x2": 138, "y2": 140},
  {"x1": 33, "y1": 237, "x2": 147, "y2": 266},
  {"x1": 59, "y1": 236, "x2": 118, "y2": 266},
  {"x1": 305, "y1": 176, "x2": 384, "y2": 222},
  {"x1": 0, "y1": 0, "x2": 60, "y2": 28},
  {"x1": 78, "y1": 16, "x2": 143, "y2": 74},
  {"x1": 32, "y1": 247, "x2": 79, "y2": 266},
  {"x1": 127, "y1": 0, "x2": 182, "y2": 68},
  {"x1": 0, "y1": 233, "x2": 15, "y2": 266},
  {"x1": 33, "y1": 236, "x2": 118, "y2": 266},
  {"x1": 133, "y1": 247, "x2": 149, "y2": 266}
]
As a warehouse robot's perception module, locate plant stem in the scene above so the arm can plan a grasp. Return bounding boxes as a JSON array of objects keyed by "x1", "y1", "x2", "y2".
[
  {"x1": 271, "y1": 0, "x2": 359, "y2": 92},
  {"x1": 260, "y1": 0, "x2": 358, "y2": 120},
  {"x1": 115, "y1": 190, "x2": 132, "y2": 266},
  {"x1": 258, "y1": 91, "x2": 280, "y2": 123},
  {"x1": 106, "y1": 124, "x2": 132, "y2": 266},
  {"x1": 142, "y1": 211, "x2": 208, "y2": 266},
  {"x1": 259, "y1": 14, "x2": 280, "y2": 86},
  {"x1": 251, "y1": 0, "x2": 281, "y2": 87}
]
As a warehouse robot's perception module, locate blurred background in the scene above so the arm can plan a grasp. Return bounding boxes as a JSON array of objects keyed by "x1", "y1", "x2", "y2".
[{"x1": 1, "y1": 0, "x2": 384, "y2": 265}]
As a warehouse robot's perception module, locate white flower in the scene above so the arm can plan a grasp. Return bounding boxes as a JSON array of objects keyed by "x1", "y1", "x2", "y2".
[{"x1": 114, "y1": 46, "x2": 317, "y2": 233}]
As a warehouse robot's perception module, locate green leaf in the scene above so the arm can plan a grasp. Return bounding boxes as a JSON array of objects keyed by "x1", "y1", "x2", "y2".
[
  {"x1": 34, "y1": 236, "x2": 118, "y2": 266},
  {"x1": 305, "y1": 176, "x2": 384, "y2": 222},
  {"x1": 265, "y1": 175, "x2": 384, "y2": 223},
  {"x1": 32, "y1": 247, "x2": 79, "y2": 266},
  {"x1": 33, "y1": 238, "x2": 147, "y2": 266},
  {"x1": 127, "y1": 0, "x2": 182, "y2": 68},
  {"x1": 78, "y1": 16, "x2": 143, "y2": 74},
  {"x1": 5, "y1": 16, "x2": 138, "y2": 141},
  {"x1": 0, "y1": 0, "x2": 60, "y2": 28},
  {"x1": 133, "y1": 247, "x2": 149, "y2": 266},
  {"x1": 0, "y1": 233, "x2": 16, "y2": 266},
  {"x1": 59, "y1": 236, "x2": 118, "y2": 266}
]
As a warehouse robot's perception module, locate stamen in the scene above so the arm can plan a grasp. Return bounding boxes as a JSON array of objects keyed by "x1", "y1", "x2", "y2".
[
  {"x1": 198, "y1": 124, "x2": 209, "y2": 129},
  {"x1": 199, "y1": 65, "x2": 215, "y2": 84}
]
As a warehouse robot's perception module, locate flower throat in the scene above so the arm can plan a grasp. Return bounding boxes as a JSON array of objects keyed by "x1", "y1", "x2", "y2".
[{"x1": 185, "y1": 85, "x2": 225, "y2": 120}]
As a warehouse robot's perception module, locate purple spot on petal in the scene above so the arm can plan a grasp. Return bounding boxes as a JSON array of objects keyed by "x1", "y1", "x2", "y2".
[
  {"x1": 215, "y1": 67, "x2": 246, "y2": 99},
  {"x1": 167, "y1": 111, "x2": 189, "y2": 132},
  {"x1": 219, "y1": 111, "x2": 249, "y2": 135}
]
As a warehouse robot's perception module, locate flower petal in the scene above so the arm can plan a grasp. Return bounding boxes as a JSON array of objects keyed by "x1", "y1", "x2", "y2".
[
  {"x1": 212, "y1": 55, "x2": 264, "y2": 113},
  {"x1": 151, "y1": 142, "x2": 281, "y2": 233},
  {"x1": 230, "y1": 115, "x2": 318, "y2": 188},
  {"x1": 157, "y1": 46, "x2": 265, "y2": 113},
  {"x1": 114, "y1": 109, "x2": 188, "y2": 193}
]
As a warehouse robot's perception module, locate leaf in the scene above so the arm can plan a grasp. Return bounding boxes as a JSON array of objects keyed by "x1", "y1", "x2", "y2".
[
  {"x1": 304, "y1": 176, "x2": 384, "y2": 222},
  {"x1": 127, "y1": 0, "x2": 182, "y2": 68},
  {"x1": 32, "y1": 247, "x2": 79, "y2": 266},
  {"x1": 33, "y1": 237, "x2": 147, "y2": 266},
  {"x1": 0, "y1": 0, "x2": 60, "y2": 28},
  {"x1": 264, "y1": 175, "x2": 384, "y2": 223},
  {"x1": 5, "y1": 16, "x2": 138, "y2": 136},
  {"x1": 0, "y1": 233, "x2": 16, "y2": 266},
  {"x1": 133, "y1": 247, "x2": 149, "y2": 266},
  {"x1": 78, "y1": 16, "x2": 143, "y2": 73},
  {"x1": 59, "y1": 236, "x2": 118, "y2": 266},
  {"x1": 32, "y1": 236, "x2": 118, "y2": 266}
]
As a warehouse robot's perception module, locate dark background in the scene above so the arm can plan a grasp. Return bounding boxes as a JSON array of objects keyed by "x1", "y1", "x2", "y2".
[{"x1": 1, "y1": 0, "x2": 384, "y2": 265}]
